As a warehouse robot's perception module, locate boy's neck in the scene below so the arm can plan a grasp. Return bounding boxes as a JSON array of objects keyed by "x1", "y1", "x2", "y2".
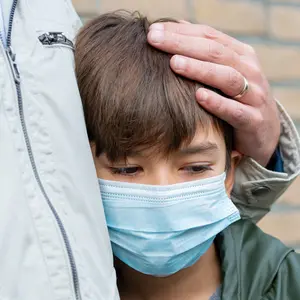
[{"x1": 117, "y1": 244, "x2": 222, "y2": 300}]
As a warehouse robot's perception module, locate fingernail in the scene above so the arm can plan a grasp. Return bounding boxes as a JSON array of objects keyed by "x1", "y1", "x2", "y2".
[
  {"x1": 198, "y1": 89, "x2": 208, "y2": 102},
  {"x1": 149, "y1": 23, "x2": 164, "y2": 31},
  {"x1": 174, "y1": 56, "x2": 186, "y2": 71},
  {"x1": 148, "y1": 30, "x2": 164, "y2": 43}
]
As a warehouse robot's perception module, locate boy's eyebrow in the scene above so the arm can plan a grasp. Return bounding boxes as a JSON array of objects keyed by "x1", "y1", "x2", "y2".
[{"x1": 179, "y1": 142, "x2": 219, "y2": 155}]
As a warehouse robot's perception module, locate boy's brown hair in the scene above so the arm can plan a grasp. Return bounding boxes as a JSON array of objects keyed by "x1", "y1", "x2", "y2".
[{"x1": 75, "y1": 11, "x2": 233, "y2": 165}]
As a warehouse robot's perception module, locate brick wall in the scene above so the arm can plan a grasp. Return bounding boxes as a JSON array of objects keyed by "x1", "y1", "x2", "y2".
[{"x1": 72, "y1": 0, "x2": 300, "y2": 251}]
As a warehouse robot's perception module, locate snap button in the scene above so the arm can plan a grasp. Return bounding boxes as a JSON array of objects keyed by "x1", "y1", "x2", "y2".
[{"x1": 251, "y1": 186, "x2": 271, "y2": 197}]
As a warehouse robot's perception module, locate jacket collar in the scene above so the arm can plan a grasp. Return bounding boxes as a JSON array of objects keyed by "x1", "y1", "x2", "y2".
[{"x1": 215, "y1": 219, "x2": 292, "y2": 300}]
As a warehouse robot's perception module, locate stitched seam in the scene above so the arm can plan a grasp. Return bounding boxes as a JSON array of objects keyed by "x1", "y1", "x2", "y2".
[
  {"x1": 230, "y1": 227, "x2": 241, "y2": 300},
  {"x1": 277, "y1": 100, "x2": 300, "y2": 174},
  {"x1": 101, "y1": 190, "x2": 226, "y2": 203},
  {"x1": 262, "y1": 249, "x2": 294, "y2": 295}
]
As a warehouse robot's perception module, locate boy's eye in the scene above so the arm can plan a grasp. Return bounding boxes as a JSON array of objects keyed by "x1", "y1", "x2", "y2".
[
  {"x1": 110, "y1": 167, "x2": 142, "y2": 176},
  {"x1": 181, "y1": 165, "x2": 211, "y2": 174}
]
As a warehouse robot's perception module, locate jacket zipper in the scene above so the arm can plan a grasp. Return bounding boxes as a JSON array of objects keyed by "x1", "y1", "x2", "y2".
[
  {"x1": 4, "y1": 1, "x2": 82, "y2": 299},
  {"x1": 0, "y1": 31, "x2": 4, "y2": 46}
]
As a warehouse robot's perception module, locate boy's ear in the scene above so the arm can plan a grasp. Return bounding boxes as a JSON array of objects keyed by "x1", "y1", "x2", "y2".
[{"x1": 225, "y1": 151, "x2": 243, "y2": 196}]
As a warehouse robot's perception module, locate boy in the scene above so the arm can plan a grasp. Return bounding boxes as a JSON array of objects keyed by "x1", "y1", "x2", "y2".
[{"x1": 75, "y1": 12, "x2": 300, "y2": 300}]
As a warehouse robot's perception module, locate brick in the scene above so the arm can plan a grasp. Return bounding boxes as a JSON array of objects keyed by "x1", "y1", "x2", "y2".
[
  {"x1": 252, "y1": 45, "x2": 300, "y2": 82},
  {"x1": 270, "y1": 0, "x2": 300, "y2": 2},
  {"x1": 270, "y1": 6, "x2": 300, "y2": 41},
  {"x1": 273, "y1": 88, "x2": 300, "y2": 119},
  {"x1": 99, "y1": 0, "x2": 189, "y2": 20},
  {"x1": 278, "y1": 176, "x2": 300, "y2": 205},
  {"x1": 72, "y1": 0, "x2": 98, "y2": 16},
  {"x1": 194, "y1": 0, "x2": 266, "y2": 35},
  {"x1": 259, "y1": 212, "x2": 300, "y2": 245}
]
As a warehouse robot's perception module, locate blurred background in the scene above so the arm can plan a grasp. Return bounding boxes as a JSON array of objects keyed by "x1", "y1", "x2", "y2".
[{"x1": 72, "y1": 0, "x2": 300, "y2": 251}]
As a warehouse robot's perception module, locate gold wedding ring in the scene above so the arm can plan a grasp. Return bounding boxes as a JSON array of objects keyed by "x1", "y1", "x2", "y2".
[{"x1": 233, "y1": 77, "x2": 249, "y2": 100}]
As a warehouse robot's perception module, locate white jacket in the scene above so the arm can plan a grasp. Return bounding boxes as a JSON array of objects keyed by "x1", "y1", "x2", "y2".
[{"x1": 0, "y1": 0, "x2": 299, "y2": 299}]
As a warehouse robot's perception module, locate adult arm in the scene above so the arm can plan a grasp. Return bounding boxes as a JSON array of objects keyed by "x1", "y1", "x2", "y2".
[{"x1": 147, "y1": 22, "x2": 300, "y2": 221}]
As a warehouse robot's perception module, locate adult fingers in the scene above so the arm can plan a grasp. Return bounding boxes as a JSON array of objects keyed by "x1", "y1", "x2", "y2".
[
  {"x1": 170, "y1": 55, "x2": 246, "y2": 99},
  {"x1": 147, "y1": 30, "x2": 240, "y2": 68},
  {"x1": 149, "y1": 22, "x2": 253, "y2": 56},
  {"x1": 196, "y1": 88, "x2": 257, "y2": 129}
]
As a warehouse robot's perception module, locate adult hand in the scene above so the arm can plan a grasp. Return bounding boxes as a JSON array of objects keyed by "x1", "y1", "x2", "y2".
[{"x1": 147, "y1": 22, "x2": 280, "y2": 167}]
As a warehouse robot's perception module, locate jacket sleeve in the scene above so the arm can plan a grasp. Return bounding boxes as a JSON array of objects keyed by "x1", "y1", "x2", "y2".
[
  {"x1": 264, "y1": 250, "x2": 300, "y2": 300},
  {"x1": 231, "y1": 101, "x2": 300, "y2": 222}
]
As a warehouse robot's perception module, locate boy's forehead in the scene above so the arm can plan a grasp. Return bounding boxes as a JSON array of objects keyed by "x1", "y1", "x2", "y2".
[
  {"x1": 122, "y1": 125, "x2": 226, "y2": 159},
  {"x1": 189, "y1": 125, "x2": 226, "y2": 147},
  {"x1": 178, "y1": 126, "x2": 225, "y2": 154}
]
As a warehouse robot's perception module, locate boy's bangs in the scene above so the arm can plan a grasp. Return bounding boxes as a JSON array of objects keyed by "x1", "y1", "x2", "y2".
[{"x1": 93, "y1": 66, "x2": 215, "y2": 162}]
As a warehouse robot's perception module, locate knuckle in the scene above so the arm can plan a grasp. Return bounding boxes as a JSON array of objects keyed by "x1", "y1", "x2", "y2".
[
  {"x1": 253, "y1": 87, "x2": 266, "y2": 102},
  {"x1": 232, "y1": 105, "x2": 249, "y2": 126},
  {"x1": 172, "y1": 33, "x2": 183, "y2": 51},
  {"x1": 203, "y1": 25, "x2": 218, "y2": 38},
  {"x1": 228, "y1": 70, "x2": 242, "y2": 89},
  {"x1": 208, "y1": 42, "x2": 225, "y2": 60},
  {"x1": 245, "y1": 44, "x2": 256, "y2": 55},
  {"x1": 171, "y1": 23, "x2": 184, "y2": 35},
  {"x1": 213, "y1": 97, "x2": 225, "y2": 114},
  {"x1": 252, "y1": 112, "x2": 264, "y2": 130},
  {"x1": 203, "y1": 63, "x2": 217, "y2": 81},
  {"x1": 248, "y1": 63, "x2": 261, "y2": 77},
  {"x1": 255, "y1": 113, "x2": 264, "y2": 126},
  {"x1": 174, "y1": 38, "x2": 182, "y2": 51}
]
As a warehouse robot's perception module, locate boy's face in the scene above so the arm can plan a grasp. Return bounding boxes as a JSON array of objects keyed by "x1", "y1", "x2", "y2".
[{"x1": 92, "y1": 124, "x2": 240, "y2": 194}]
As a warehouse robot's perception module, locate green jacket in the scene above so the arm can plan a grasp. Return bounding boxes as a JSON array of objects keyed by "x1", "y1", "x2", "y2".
[{"x1": 215, "y1": 219, "x2": 300, "y2": 300}]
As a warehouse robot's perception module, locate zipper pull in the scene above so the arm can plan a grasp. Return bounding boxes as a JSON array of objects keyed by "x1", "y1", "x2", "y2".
[
  {"x1": 6, "y1": 46, "x2": 20, "y2": 84},
  {"x1": 38, "y1": 32, "x2": 74, "y2": 50}
]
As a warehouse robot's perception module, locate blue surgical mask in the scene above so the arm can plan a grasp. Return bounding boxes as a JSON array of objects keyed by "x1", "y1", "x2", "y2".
[{"x1": 98, "y1": 172, "x2": 240, "y2": 277}]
